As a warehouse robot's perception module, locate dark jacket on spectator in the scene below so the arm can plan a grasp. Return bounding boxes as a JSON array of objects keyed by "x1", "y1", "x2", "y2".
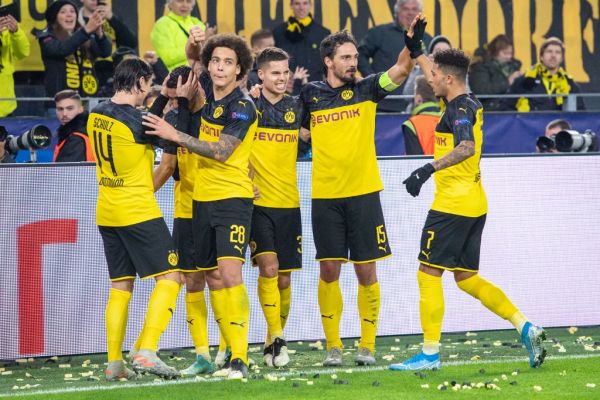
[
  {"x1": 358, "y1": 22, "x2": 431, "y2": 77},
  {"x1": 469, "y1": 58, "x2": 521, "y2": 111},
  {"x1": 273, "y1": 15, "x2": 330, "y2": 83},
  {"x1": 53, "y1": 111, "x2": 95, "y2": 162},
  {"x1": 501, "y1": 64, "x2": 584, "y2": 111},
  {"x1": 38, "y1": 28, "x2": 112, "y2": 97}
]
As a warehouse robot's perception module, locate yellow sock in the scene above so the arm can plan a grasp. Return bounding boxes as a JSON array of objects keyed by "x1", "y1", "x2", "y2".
[
  {"x1": 457, "y1": 274, "x2": 519, "y2": 320},
  {"x1": 226, "y1": 284, "x2": 250, "y2": 364},
  {"x1": 279, "y1": 286, "x2": 292, "y2": 331},
  {"x1": 418, "y1": 270, "x2": 444, "y2": 354},
  {"x1": 105, "y1": 288, "x2": 131, "y2": 361},
  {"x1": 258, "y1": 276, "x2": 283, "y2": 343},
  {"x1": 509, "y1": 311, "x2": 528, "y2": 334},
  {"x1": 318, "y1": 279, "x2": 343, "y2": 350},
  {"x1": 209, "y1": 289, "x2": 230, "y2": 348},
  {"x1": 357, "y1": 282, "x2": 380, "y2": 352},
  {"x1": 139, "y1": 279, "x2": 180, "y2": 351},
  {"x1": 186, "y1": 291, "x2": 209, "y2": 357}
]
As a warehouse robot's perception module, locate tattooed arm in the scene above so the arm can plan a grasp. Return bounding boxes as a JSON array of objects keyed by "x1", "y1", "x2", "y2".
[
  {"x1": 142, "y1": 113, "x2": 241, "y2": 162},
  {"x1": 431, "y1": 140, "x2": 475, "y2": 171}
]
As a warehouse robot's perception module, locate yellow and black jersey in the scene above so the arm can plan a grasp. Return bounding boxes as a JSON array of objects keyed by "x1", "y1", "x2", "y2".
[
  {"x1": 432, "y1": 94, "x2": 487, "y2": 217},
  {"x1": 192, "y1": 73, "x2": 258, "y2": 202},
  {"x1": 300, "y1": 73, "x2": 391, "y2": 199},
  {"x1": 164, "y1": 108, "x2": 200, "y2": 218},
  {"x1": 88, "y1": 100, "x2": 162, "y2": 227},
  {"x1": 250, "y1": 94, "x2": 303, "y2": 208}
]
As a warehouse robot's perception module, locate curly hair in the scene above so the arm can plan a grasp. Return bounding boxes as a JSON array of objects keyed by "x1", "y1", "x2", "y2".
[
  {"x1": 201, "y1": 34, "x2": 254, "y2": 82},
  {"x1": 433, "y1": 48, "x2": 470, "y2": 82}
]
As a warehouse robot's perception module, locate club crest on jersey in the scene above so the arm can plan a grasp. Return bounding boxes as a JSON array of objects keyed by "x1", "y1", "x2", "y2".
[
  {"x1": 284, "y1": 111, "x2": 296, "y2": 124},
  {"x1": 167, "y1": 251, "x2": 179, "y2": 267},
  {"x1": 341, "y1": 89, "x2": 354, "y2": 101},
  {"x1": 213, "y1": 105, "x2": 224, "y2": 119}
]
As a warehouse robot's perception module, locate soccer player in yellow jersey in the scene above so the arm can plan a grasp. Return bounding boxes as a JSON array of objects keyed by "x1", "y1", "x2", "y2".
[
  {"x1": 248, "y1": 47, "x2": 305, "y2": 368},
  {"x1": 143, "y1": 33, "x2": 257, "y2": 380},
  {"x1": 88, "y1": 58, "x2": 182, "y2": 380},
  {"x1": 391, "y1": 15, "x2": 546, "y2": 371},
  {"x1": 298, "y1": 26, "x2": 420, "y2": 366}
]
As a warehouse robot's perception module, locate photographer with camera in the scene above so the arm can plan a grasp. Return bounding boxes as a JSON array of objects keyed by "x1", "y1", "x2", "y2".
[
  {"x1": 0, "y1": 7, "x2": 31, "y2": 117},
  {"x1": 0, "y1": 128, "x2": 16, "y2": 164},
  {"x1": 53, "y1": 89, "x2": 95, "y2": 162},
  {"x1": 536, "y1": 119, "x2": 598, "y2": 153}
]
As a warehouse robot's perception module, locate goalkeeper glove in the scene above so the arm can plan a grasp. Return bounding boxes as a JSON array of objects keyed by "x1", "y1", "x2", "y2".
[
  {"x1": 404, "y1": 18, "x2": 427, "y2": 59},
  {"x1": 403, "y1": 163, "x2": 435, "y2": 197}
]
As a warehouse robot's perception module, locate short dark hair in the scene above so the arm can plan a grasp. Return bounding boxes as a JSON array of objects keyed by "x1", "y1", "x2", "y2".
[
  {"x1": 487, "y1": 34, "x2": 513, "y2": 58},
  {"x1": 54, "y1": 89, "x2": 81, "y2": 103},
  {"x1": 250, "y1": 29, "x2": 273, "y2": 48},
  {"x1": 414, "y1": 76, "x2": 436, "y2": 103},
  {"x1": 545, "y1": 118, "x2": 571, "y2": 132},
  {"x1": 201, "y1": 33, "x2": 254, "y2": 81},
  {"x1": 113, "y1": 58, "x2": 153, "y2": 93},
  {"x1": 320, "y1": 30, "x2": 358, "y2": 62},
  {"x1": 167, "y1": 66, "x2": 192, "y2": 89},
  {"x1": 433, "y1": 48, "x2": 470, "y2": 82},
  {"x1": 256, "y1": 47, "x2": 289, "y2": 69}
]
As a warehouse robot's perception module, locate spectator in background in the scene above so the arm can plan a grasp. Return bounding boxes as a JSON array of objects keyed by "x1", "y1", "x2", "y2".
[
  {"x1": 151, "y1": 0, "x2": 205, "y2": 71},
  {"x1": 0, "y1": 13, "x2": 30, "y2": 117},
  {"x1": 469, "y1": 34, "x2": 521, "y2": 111},
  {"x1": 402, "y1": 76, "x2": 441, "y2": 155},
  {"x1": 78, "y1": 0, "x2": 138, "y2": 91},
  {"x1": 358, "y1": 0, "x2": 431, "y2": 78},
  {"x1": 38, "y1": 0, "x2": 111, "y2": 98},
  {"x1": 53, "y1": 89, "x2": 94, "y2": 162},
  {"x1": 545, "y1": 118, "x2": 571, "y2": 138},
  {"x1": 536, "y1": 119, "x2": 572, "y2": 153},
  {"x1": 503, "y1": 37, "x2": 584, "y2": 111},
  {"x1": 273, "y1": 0, "x2": 330, "y2": 83}
]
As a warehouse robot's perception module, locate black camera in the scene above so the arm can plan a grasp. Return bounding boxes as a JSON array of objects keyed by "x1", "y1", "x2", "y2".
[
  {"x1": 536, "y1": 130, "x2": 598, "y2": 153},
  {"x1": 1, "y1": 125, "x2": 53, "y2": 155}
]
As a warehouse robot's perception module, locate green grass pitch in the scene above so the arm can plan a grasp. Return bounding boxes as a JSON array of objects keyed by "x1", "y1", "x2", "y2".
[{"x1": 2, "y1": 326, "x2": 599, "y2": 399}]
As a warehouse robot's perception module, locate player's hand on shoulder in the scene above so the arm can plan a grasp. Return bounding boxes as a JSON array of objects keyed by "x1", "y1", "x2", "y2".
[{"x1": 142, "y1": 113, "x2": 179, "y2": 141}]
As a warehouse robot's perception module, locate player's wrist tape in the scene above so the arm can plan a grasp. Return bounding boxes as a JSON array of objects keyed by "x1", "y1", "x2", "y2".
[{"x1": 379, "y1": 71, "x2": 400, "y2": 92}]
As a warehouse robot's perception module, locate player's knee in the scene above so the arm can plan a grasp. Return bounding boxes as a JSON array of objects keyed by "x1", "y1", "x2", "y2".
[
  {"x1": 354, "y1": 262, "x2": 377, "y2": 286},
  {"x1": 185, "y1": 271, "x2": 206, "y2": 292},
  {"x1": 155, "y1": 270, "x2": 183, "y2": 285},
  {"x1": 205, "y1": 269, "x2": 224, "y2": 290},
  {"x1": 278, "y1": 272, "x2": 291, "y2": 289},
  {"x1": 111, "y1": 279, "x2": 134, "y2": 292},
  {"x1": 258, "y1": 264, "x2": 278, "y2": 278}
]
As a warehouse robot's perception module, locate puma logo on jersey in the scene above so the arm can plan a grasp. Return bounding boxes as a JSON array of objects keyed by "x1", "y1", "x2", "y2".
[
  {"x1": 458, "y1": 107, "x2": 467, "y2": 113},
  {"x1": 256, "y1": 109, "x2": 263, "y2": 118},
  {"x1": 312, "y1": 97, "x2": 319, "y2": 103},
  {"x1": 238, "y1": 100, "x2": 248, "y2": 107},
  {"x1": 421, "y1": 250, "x2": 431, "y2": 260}
]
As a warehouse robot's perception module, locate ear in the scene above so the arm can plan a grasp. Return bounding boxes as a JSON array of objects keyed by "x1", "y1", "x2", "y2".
[
  {"x1": 324, "y1": 57, "x2": 333, "y2": 69},
  {"x1": 257, "y1": 68, "x2": 265, "y2": 81},
  {"x1": 236, "y1": 63, "x2": 241, "y2": 77},
  {"x1": 414, "y1": 94, "x2": 423, "y2": 105}
]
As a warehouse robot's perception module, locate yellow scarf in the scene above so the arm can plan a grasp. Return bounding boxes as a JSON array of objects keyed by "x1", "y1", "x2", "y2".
[
  {"x1": 517, "y1": 63, "x2": 571, "y2": 111},
  {"x1": 287, "y1": 15, "x2": 312, "y2": 33}
]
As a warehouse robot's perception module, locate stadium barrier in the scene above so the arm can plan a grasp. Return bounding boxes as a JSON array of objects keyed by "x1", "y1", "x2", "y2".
[{"x1": 1, "y1": 154, "x2": 600, "y2": 360}]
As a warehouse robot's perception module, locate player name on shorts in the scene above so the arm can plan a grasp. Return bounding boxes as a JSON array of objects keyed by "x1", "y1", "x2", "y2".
[
  {"x1": 253, "y1": 130, "x2": 298, "y2": 143},
  {"x1": 311, "y1": 108, "x2": 360, "y2": 127}
]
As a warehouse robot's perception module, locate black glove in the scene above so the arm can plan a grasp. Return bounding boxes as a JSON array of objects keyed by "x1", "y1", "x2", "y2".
[
  {"x1": 402, "y1": 163, "x2": 435, "y2": 197},
  {"x1": 403, "y1": 18, "x2": 427, "y2": 59}
]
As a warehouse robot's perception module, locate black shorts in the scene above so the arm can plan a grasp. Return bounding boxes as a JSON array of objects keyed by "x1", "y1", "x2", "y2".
[
  {"x1": 418, "y1": 210, "x2": 487, "y2": 271},
  {"x1": 250, "y1": 206, "x2": 302, "y2": 272},
  {"x1": 98, "y1": 217, "x2": 179, "y2": 281},
  {"x1": 312, "y1": 191, "x2": 391, "y2": 263},
  {"x1": 173, "y1": 218, "x2": 196, "y2": 272},
  {"x1": 192, "y1": 198, "x2": 253, "y2": 270}
]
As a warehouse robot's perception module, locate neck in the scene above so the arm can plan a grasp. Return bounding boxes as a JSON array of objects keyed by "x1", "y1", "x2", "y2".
[
  {"x1": 262, "y1": 88, "x2": 284, "y2": 104},
  {"x1": 213, "y1": 81, "x2": 238, "y2": 101},
  {"x1": 544, "y1": 65, "x2": 559, "y2": 75},
  {"x1": 112, "y1": 91, "x2": 140, "y2": 108},
  {"x1": 445, "y1": 85, "x2": 467, "y2": 103}
]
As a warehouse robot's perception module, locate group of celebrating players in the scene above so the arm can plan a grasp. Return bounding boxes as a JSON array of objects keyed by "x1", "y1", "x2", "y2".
[{"x1": 88, "y1": 13, "x2": 547, "y2": 382}]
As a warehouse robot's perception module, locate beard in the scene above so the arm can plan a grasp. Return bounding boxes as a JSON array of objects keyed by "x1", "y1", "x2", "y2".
[{"x1": 334, "y1": 68, "x2": 357, "y2": 84}]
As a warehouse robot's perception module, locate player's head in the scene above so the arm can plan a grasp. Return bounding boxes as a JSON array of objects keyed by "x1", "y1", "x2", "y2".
[
  {"x1": 165, "y1": 65, "x2": 204, "y2": 110},
  {"x1": 429, "y1": 48, "x2": 470, "y2": 97},
  {"x1": 394, "y1": 0, "x2": 423, "y2": 29},
  {"x1": 320, "y1": 30, "x2": 359, "y2": 84},
  {"x1": 113, "y1": 58, "x2": 154, "y2": 105},
  {"x1": 54, "y1": 90, "x2": 84, "y2": 125},
  {"x1": 539, "y1": 37, "x2": 564, "y2": 72},
  {"x1": 80, "y1": 0, "x2": 98, "y2": 13},
  {"x1": 290, "y1": 0, "x2": 311, "y2": 20},
  {"x1": 167, "y1": 0, "x2": 194, "y2": 17},
  {"x1": 257, "y1": 47, "x2": 290, "y2": 96},
  {"x1": 413, "y1": 75, "x2": 436, "y2": 105},
  {"x1": 250, "y1": 29, "x2": 275, "y2": 55},
  {"x1": 202, "y1": 33, "x2": 254, "y2": 89}
]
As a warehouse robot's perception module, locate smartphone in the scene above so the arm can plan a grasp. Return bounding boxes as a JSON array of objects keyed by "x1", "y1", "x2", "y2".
[{"x1": 0, "y1": 3, "x2": 18, "y2": 20}]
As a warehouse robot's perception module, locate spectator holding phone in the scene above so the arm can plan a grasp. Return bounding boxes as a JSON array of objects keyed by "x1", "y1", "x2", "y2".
[
  {"x1": 0, "y1": 11, "x2": 30, "y2": 117},
  {"x1": 37, "y1": 0, "x2": 111, "y2": 98}
]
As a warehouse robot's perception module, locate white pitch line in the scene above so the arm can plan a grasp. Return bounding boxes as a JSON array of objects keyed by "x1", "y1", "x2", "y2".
[{"x1": 2, "y1": 353, "x2": 599, "y2": 398}]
